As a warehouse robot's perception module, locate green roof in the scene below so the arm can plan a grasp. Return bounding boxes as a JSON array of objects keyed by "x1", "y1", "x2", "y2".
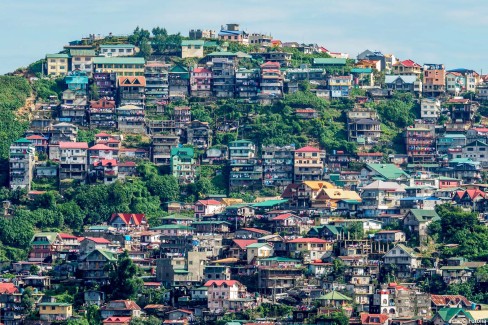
[
  {"x1": 351, "y1": 68, "x2": 373, "y2": 73},
  {"x1": 192, "y1": 286, "x2": 208, "y2": 291},
  {"x1": 246, "y1": 243, "x2": 271, "y2": 249},
  {"x1": 174, "y1": 269, "x2": 190, "y2": 274},
  {"x1": 38, "y1": 302, "x2": 72, "y2": 307},
  {"x1": 99, "y1": 44, "x2": 135, "y2": 48},
  {"x1": 440, "y1": 266, "x2": 470, "y2": 270},
  {"x1": 437, "y1": 308, "x2": 473, "y2": 322},
  {"x1": 31, "y1": 232, "x2": 58, "y2": 244},
  {"x1": 93, "y1": 57, "x2": 145, "y2": 65},
  {"x1": 70, "y1": 49, "x2": 96, "y2": 56},
  {"x1": 15, "y1": 138, "x2": 32, "y2": 143},
  {"x1": 171, "y1": 147, "x2": 194, "y2": 157},
  {"x1": 366, "y1": 163, "x2": 409, "y2": 180},
  {"x1": 162, "y1": 214, "x2": 195, "y2": 221},
  {"x1": 46, "y1": 53, "x2": 69, "y2": 58},
  {"x1": 181, "y1": 40, "x2": 205, "y2": 46},
  {"x1": 450, "y1": 158, "x2": 477, "y2": 164},
  {"x1": 325, "y1": 225, "x2": 340, "y2": 236},
  {"x1": 395, "y1": 244, "x2": 418, "y2": 257},
  {"x1": 317, "y1": 291, "x2": 352, "y2": 301},
  {"x1": 408, "y1": 209, "x2": 440, "y2": 222},
  {"x1": 94, "y1": 249, "x2": 118, "y2": 261},
  {"x1": 88, "y1": 225, "x2": 110, "y2": 230},
  {"x1": 313, "y1": 58, "x2": 347, "y2": 65},
  {"x1": 192, "y1": 221, "x2": 231, "y2": 225},
  {"x1": 151, "y1": 224, "x2": 195, "y2": 230},
  {"x1": 207, "y1": 51, "x2": 237, "y2": 57},
  {"x1": 204, "y1": 41, "x2": 218, "y2": 47},
  {"x1": 252, "y1": 199, "x2": 288, "y2": 208}
]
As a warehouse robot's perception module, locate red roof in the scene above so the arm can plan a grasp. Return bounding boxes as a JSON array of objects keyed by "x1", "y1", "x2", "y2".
[
  {"x1": 59, "y1": 141, "x2": 88, "y2": 149},
  {"x1": 89, "y1": 144, "x2": 113, "y2": 150},
  {"x1": 295, "y1": 109, "x2": 317, "y2": 113},
  {"x1": 395, "y1": 59, "x2": 421, "y2": 68},
  {"x1": 0, "y1": 283, "x2": 18, "y2": 294},
  {"x1": 28, "y1": 190, "x2": 46, "y2": 195},
  {"x1": 96, "y1": 132, "x2": 113, "y2": 137},
  {"x1": 448, "y1": 98, "x2": 470, "y2": 104},
  {"x1": 94, "y1": 159, "x2": 118, "y2": 167},
  {"x1": 465, "y1": 189, "x2": 486, "y2": 200},
  {"x1": 143, "y1": 282, "x2": 162, "y2": 287},
  {"x1": 261, "y1": 61, "x2": 281, "y2": 68},
  {"x1": 193, "y1": 67, "x2": 211, "y2": 74},
  {"x1": 240, "y1": 227, "x2": 271, "y2": 235},
  {"x1": 287, "y1": 237, "x2": 329, "y2": 244},
  {"x1": 472, "y1": 127, "x2": 488, "y2": 133},
  {"x1": 204, "y1": 280, "x2": 239, "y2": 287},
  {"x1": 295, "y1": 146, "x2": 320, "y2": 153},
  {"x1": 169, "y1": 309, "x2": 193, "y2": 315},
  {"x1": 109, "y1": 213, "x2": 147, "y2": 226},
  {"x1": 103, "y1": 316, "x2": 132, "y2": 324},
  {"x1": 360, "y1": 313, "x2": 389, "y2": 324},
  {"x1": 26, "y1": 135, "x2": 47, "y2": 140},
  {"x1": 431, "y1": 294, "x2": 471, "y2": 306},
  {"x1": 196, "y1": 199, "x2": 222, "y2": 206},
  {"x1": 271, "y1": 213, "x2": 295, "y2": 221},
  {"x1": 232, "y1": 239, "x2": 258, "y2": 249},
  {"x1": 59, "y1": 233, "x2": 78, "y2": 239},
  {"x1": 84, "y1": 237, "x2": 111, "y2": 244}
]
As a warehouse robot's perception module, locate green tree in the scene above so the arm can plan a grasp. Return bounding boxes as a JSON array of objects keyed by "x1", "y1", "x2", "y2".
[
  {"x1": 86, "y1": 305, "x2": 102, "y2": 325},
  {"x1": 90, "y1": 83, "x2": 100, "y2": 100},
  {"x1": 130, "y1": 316, "x2": 163, "y2": 325},
  {"x1": 105, "y1": 251, "x2": 143, "y2": 300}
]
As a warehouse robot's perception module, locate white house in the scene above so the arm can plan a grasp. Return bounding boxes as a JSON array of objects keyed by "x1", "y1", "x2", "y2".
[
  {"x1": 421, "y1": 98, "x2": 441, "y2": 121},
  {"x1": 194, "y1": 199, "x2": 225, "y2": 219},
  {"x1": 383, "y1": 244, "x2": 421, "y2": 278},
  {"x1": 246, "y1": 243, "x2": 274, "y2": 264}
]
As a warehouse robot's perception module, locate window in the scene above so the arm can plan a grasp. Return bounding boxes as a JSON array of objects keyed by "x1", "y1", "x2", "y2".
[{"x1": 51, "y1": 306, "x2": 56, "y2": 310}]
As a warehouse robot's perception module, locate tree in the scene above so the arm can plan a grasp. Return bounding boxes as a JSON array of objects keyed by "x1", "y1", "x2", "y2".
[
  {"x1": 29, "y1": 264, "x2": 40, "y2": 275},
  {"x1": 90, "y1": 83, "x2": 100, "y2": 100},
  {"x1": 66, "y1": 318, "x2": 90, "y2": 325},
  {"x1": 130, "y1": 316, "x2": 162, "y2": 325},
  {"x1": 146, "y1": 175, "x2": 180, "y2": 203},
  {"x1": 105, "y1": 251, "x2": 143, "y2": 300},
  {"x1": 138, "y1": 39, "x2": 152, "y2": 59},
  {"x1": 86, "y1": 305, "x2": 102, "y2": 325}
]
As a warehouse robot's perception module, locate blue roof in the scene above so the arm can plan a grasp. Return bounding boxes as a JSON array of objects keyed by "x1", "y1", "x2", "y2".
[{"x1": 219, "y1": 30, "x2": 243, "y2": 36}]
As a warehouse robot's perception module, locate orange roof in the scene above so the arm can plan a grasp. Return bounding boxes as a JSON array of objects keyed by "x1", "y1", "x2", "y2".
[
  {"x1": 196, "y1": 199, "x2": 222, "y2": 206},
  {"x1": 26, "y1": 135, "x2": 47, "y2": 140},
  {"x1": 95, "y1": 132, "x2": 113, "y2": 137},
  {"x1": 103, "y1": 316, "x2": 131, "y2": 324},
  {"x1": 0, "y1": 283, "x2": 18, "y2": 294},
  {"x1": 360, "y1": 313, "x2": 389, "y2": 324},
  {"x1": 271, "y1": 213, "x2": 295, "y2": 221},
  {"x1": 84, "y1": 237, "x2": 111, "y2": 244},
  {"x1": 118, "y1": 76, "x2": 146, "y2": 87},
  {"x1": 431, "y1": 294, "x2": 471, "y2": 306}
]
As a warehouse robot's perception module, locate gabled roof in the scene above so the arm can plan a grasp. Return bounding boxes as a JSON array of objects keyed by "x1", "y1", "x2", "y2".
[
  {"x1": 407, "y1": 209, "x2": 440, "y2": 223},
  {"x1": 360, "y1": 313, "x2": 389, "y2": 325},
  {"x1": 89, "y1": 144, "x2": 113, "y2": 150},
  {"x1": 302, "y1": 181, "x2": 335, "y2": 191},
  {"x1": 271, "y1": 213, "x2": 296, "y2": 221},
  {"x1": 436, "y1": 307, "x2": 474, "y2": 323},
  {"x1": 59, "y1": 141, "x2": 88, "y2": 149},
  {"x1": 238, "y1": 227, "x2": 271, "y2": 235},
  {"x1": 118, "y1": 76, "x2": 146, "y2": 87},
  {"x1": 83, "y1": 237, "x2": 111, "y2": 244},
  {"x1": 0, "y1": 283, "x2": 18, "y2": 294},
  {"x1": 317, "y1": 290, "x2": 352, "y2": 301},
  {"x1": 104, "y1": 300, "x2": 141, "y2": 310},
  {"x1": 204, "y1": 280, "x2": 240, "y2": 287},
  {"x1": 94, "y1": 159, "x2": 118, "y2": 167},
  {"x1": 181, "y1": 40, "x2": 205, "y2": 46},
  {"x1": 109, "y1": 213, "x2": 146, "y2": 226},
  {"x1": 387, "y1": 243, "x2": 418, "y2": 257},
  {"x1": 362, "y1": 180, "x2": 405, "y2": 192},
  {"x1": 287, "y1": 237, "x2": 330, "y2": 244},
  {"x1": 232, "y1": 239, "x2": 258, "y2": 249},
  {"x1": 196, "y1": 199, "x2": 222, "y2": 206},
  {"x1": 385, "y1": 75, "x2": 418, "y2": 84},
  {"x1": 394, "y1": 59, "x2": 421, "y2": 68},
  {"x1": 365, "y1": 163, "x2": 409, "y2": 180},
  {"x1": 246, "y1": 242, "x2": 272, "y2": 249},
  {"x1": 103, "y1": 316, "x2": 132, "y2": 324}
]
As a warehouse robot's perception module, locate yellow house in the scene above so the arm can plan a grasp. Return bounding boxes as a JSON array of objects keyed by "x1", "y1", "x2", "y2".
[
  {"x1": 312, "y1": 188, "x2": 361, "y2": 209},
  {"x1": 181, "y1": 40, "x2": 205, "y2": 59},
  {"x1": 92, "y1": 57, "x2": 145, "y2": 76},
  {"x1": 39, "y1": 302, "x2": 73, "y2": 321},
  {"x1": 46, "y1": 54, "x2": 69, "y2": 76}
]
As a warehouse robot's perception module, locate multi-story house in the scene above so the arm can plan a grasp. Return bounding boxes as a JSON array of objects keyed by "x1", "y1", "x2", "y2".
[
  {"x1": 286, "y1": 237, "x2": 333, "y2": 261},
  {"x1": 403, "y1": 209, "x2": 440, "y2": 242},
  {"x1": 190, "y1": 67, "x2": 213, "y2": 97},
  {"x1": 99, "y1": 44, "x2": 136, "y2": 57},
  {"x1": 262, "y1": 145, "x2": 295, "y2": 191},
  {"x1": 293, "y1": 146, "x2": 325, "y2": 182},
  {"x1": 348, "y1": 112, "x2": 381, "y2": 148},
  {"x1": 229, "y1": 140, "x2": 262, "y2": 191},
  {"x1": 29, "y1": 232, "x2": 62, "y2": 262},
  {"x1": 78, "y1": 249, "x2": 117, "y2": 284},
  {"x1": 385, "y1": 75, "x2": 422, "y2": 94},
  {"x1": 170, "y1": 147, "x2": 196, "y2": 184},
  {"x1": 118, "y1": 76, "x2": 146, "y2": 108},
  {"x1": 194, "y1": 199, "x2": 225, "y2": 219},
  {"x1": 405, "y1": 124, "x2": 436, "y2": 163},
  {"x1": 117, "y1": 105, "x2": 145, "y2": 133},
  {"x1": 181, "y1": 40, "x2": 205, "y2": 58},
  {"x1": 218, "y1": 23, "x2": 249, "y2": 44},
  {"x1": 93, "y1": 72, "x2": 117, "y2": 98},
  {"x1": 447, "y1": 98, "x2": 479, "y2": 125},
  {"x1": 61, "y1": 71, "x2": 89, "y2": 125},
  {"x1": 174, "y1": 106, "x2": 191, "y2": 129},
  {"x1": 211, "y1": 55, "x2": 237, "y2": 98},
  {"x1": 168, "y1": 65, "x2": 190, "y2": 100},
  {"x1": 284, "y1": 67, "x2": 325, "y2": 93},
  {"x1": 39, "y1": 302, "x2": 73, "y2": 322},
  {"x1": 383, "y1": 244, "x2": 421, "y2": 278},
  {"x1": 9, "y1": 138, "x2": 35, "y2": 190},
  {"x1": 49, "y1": 122, "x2": 78, "y2": 145},
  {"x1": 260, "y1": 61, "x2": 283, "y2": 97},
  {"x1": 437, "y1": 133, "x2": 467, "y2": 154},
  {"x1": 235, "y1": 68, "x2": 260, "y2": 98},
  {"x1": 258, "y1": 264, "x2": 305, "y2": 296},
  {"x1": 26, "y1": 135, "x2": 48, "y2": 154},
  {"x1": 69, "y1": 49, "x2": 95, "y2": 76},
  {"x1": 423, "y1": 63, "x2": 446, "y2": 96},
  {"x1": 248, "y1": 33, "x2": 272, "y2": 45},
  {"x1": 392, "y1": 59, "x2": 422, "y2": 77},
  {"x1": 186, "y1": 120, "x2": 212, "y2": 149},
  {"x1": 151, "y1": 134, "x2": 179, "y2": 166},
  {"x1": 156, "y1": 251, "x2": 207, "y2": 287},
  {"x1": 144, "y1": 61, "x2": 170, "y2": 109},
  {"x1": 205, "y1": 280, "x2": 254, "y2": 313},
  {"x1": 46, "y1": 53, "x2": 69, "y2": 76},
  {"x1": 59, "y1": 142, "x2": 88, "y2": 182},
  {"x1": 328, "y1": 75, "x2": 353, "y2": 98},
  {"x1": 92, "y1": 57, "x2": 145, "y2": 76},
  {"x1": 446, "y1": 71, "x2": 466, "y2": 94},
  {"x1": 421, "y1": 98, "x2": 441, "y2": 122},
  {"x1": 360, "y1": 180, "x2": 406, "y2": 217},
  {"x1": 88, "y1": 143, "x2": 117, "y2": 165},
  {"x1": 189, "y1": 29, "x2": 216, "y2": 39},
  {"x1": 88, "y1": 98, "x2": 116, "y2": 129},
  {"x1": 438, "y1": 158, "x2": 482, "y2": 184},
  {"x1": 374, "y1": 230, "x2": 406, "y2": 243},
  {"x1": 461, "y1": 140, "x2": 488, "y2": 168}
]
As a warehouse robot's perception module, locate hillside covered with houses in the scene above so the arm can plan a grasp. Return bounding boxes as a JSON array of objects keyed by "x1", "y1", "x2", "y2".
[{"x1": 0, "y1": 22, "x2": 488, "y2": 324}]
